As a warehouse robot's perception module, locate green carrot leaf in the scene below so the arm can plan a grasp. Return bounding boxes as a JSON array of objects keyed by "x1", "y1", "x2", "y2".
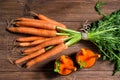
[{"x1": 95, "y1": 1, "x2": 106, "y2": 15}]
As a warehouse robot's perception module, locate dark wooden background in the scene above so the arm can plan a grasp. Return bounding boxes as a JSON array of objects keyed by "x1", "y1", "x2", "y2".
[{"x1": 0, "y1": 0, "x2": 120, "y2": 80}]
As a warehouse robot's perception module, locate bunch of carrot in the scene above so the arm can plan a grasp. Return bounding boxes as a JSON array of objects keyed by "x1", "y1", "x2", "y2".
[{"x1": 7, "y1": 12, "x2": 81, "y2": 68}]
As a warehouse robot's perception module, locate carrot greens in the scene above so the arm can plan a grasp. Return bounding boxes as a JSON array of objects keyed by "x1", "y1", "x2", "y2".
[
  {"x1": 95, "y1": 1, "x2": 106, "y2": 15},
  {"x1": 56, "y1": 10, "x2": 120, "y2": 75},
  {"x1": 88, "y1": 10, "x2": 120, "y2": 75}
]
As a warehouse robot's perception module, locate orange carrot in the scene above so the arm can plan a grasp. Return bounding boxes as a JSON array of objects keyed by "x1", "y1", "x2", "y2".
[
  {"x1": 16, "y1": 36, "x2": 45, "y2": 42},
  {"x1": 26, "y1": 43, "x2": 68, "y2": 68},
  {"x1": 59, "y1": 64, "x2": 76, "y2": 75},
  {"x1": 18, "y1": 38, "x2": 51, "y2": 47},
  {"x1": 30, "y1": 12, "x2": 66, "y2": 28},
  {"x1": 38, "y1": 14, "x2": 66, "y2": 28},
  {"x1": 15, "y1": 18, "x2": 40, "y2": 22},
  {"x1": 15, "y1": 21, "x2": 57, "y2": 30},
  {"x1": 22, "y1": 52, "x2": 32, "y2": 55},
  {"x1": 76, "y1": 48, "x2": 100, "y2": 68},
  {"x1": 7, "y1": 27, "x2": 57, "y2": 37},
  {"x1": 18, "y1": 42, "x2": 31, "y2": 47},
  {"x1": 14, "y1": 48, "x2": 45, "y2": 64},
  {"x1": 23, "y1": 36, "x2": 67, "y2": 53}
]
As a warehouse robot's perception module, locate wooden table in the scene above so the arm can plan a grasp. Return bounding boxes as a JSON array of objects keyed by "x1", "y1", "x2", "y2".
[{"x1": 0, "y1": 0, "x2": 120, "y2": 80}]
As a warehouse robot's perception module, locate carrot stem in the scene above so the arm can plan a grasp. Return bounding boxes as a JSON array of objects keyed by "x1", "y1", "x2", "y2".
[
  {"x1": 57, "y1": 26, "x2": 80, "y2": 34},
  {"x1": 56, "y1": 33, "x2": 70, "y2": 36},
  {"x1": 65, "y1": 34, "x2": 81, "y2": 47}
]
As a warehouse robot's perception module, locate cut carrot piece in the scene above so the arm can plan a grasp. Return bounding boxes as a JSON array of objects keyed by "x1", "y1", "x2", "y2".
[
  {"x1": 76, "y1": 48, "x2": 100, "y2": 68},
  {"x1": 54, "y1": 55, "x2": 77, "y2": 75}
]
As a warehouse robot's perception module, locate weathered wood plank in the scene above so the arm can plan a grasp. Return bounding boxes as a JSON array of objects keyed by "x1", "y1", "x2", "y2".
[
  {"x1": 0, "y1": 0, "x2": 120, "y2": 21},
  {"x1": 23, "y1": 2, "x2": 120, "y2": 22},
  {"x1": 60, "y1": 71, "x2": 120, "y2": 80},
  {"x1": 0, "y1": 71, "x2": 119, "y2": 80}
]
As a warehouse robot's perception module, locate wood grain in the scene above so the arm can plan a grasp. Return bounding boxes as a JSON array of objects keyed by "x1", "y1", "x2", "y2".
[{"x1": 0, "y1": 0, "x2": 120, "y2": 80}]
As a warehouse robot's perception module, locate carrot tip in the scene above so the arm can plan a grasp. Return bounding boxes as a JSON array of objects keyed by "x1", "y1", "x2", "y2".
[
  {"x1": 14, "y1": 61, "x2": 17, "y2": 64},
  {"x1": 16, "y1": 64, "x2": 22, "y2": 68},
  {"x1": 98, "y1": 54, "x2": 101, "y2": 58},
  {"x1": 25, "y1": 65, "x2": 30, "y2": 69},
  {"x1": 7, "y1": 56, "x2": 14, "y2": 64},
  {"x1": 14, "y1": 19, "x2": 21, "y2": 22},
  {"x1": 19, "y1": 52, "x2": 26, "y2": 56},
  {"x1": 74, "y1": 67, "x2": 77, "y2": 71},
  {"x1": 29, "y1": 11, "x2": 38, "y2": 16}
]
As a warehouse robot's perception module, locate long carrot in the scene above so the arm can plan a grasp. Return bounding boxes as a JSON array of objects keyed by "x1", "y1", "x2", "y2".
[
  {"x1": 7, "y1": 27, "x2": 57, "y2": 37},
  {"x1": 18, "y1": 38, "x2": 51, "y2": 47},
  {"x1": 16, "y1": 36, "x2": 45, "y2": 42},
  {"x1": 23, "y1": 36, "x2": 67, "y2": 53},
  {"x1": 30, "y1": 11, "x2": 66, "y2": 28},
  {"x1": 15, "y1": 21, "x2": 57, "y2": 30},
  {"x1": 26, "y1": 43, "x2": 68, "y2": 68},
  {"x1": 14, "y1": 48, "x2": 45, "y2": 64},
  {"x1": 15, "y1": 18, "x2": 40, "y2": 22}
]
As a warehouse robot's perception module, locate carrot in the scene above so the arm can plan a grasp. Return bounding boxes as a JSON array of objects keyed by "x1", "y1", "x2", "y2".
[
  {"x1": 30, "y1": 11, "x2": 66, "y2": 28},
  {"x1": 18, "y1": 38, "x2": 51, "y2": 47},
  {"x1": 23, "y1": 36, "x2": 67, "y2": 53},
  {"x1": 76, "y1": 48, "x2": 100, "y2": 68},
  {"x1": 37, "y1": 14, "x2": 66, "y2": 28},
  {"x1": 15, "y1": 21, "x2": 57, "y2": 30},
  {"x1": 14, "y1": 48, "x2": 45, "y2": 64},
  {"x1": 15, "y1": 18, "x2": 40, "y2": 22},
  {"x1": 59, "y1": 64, "x2": 76, "y2": 75},
  {"x1": 22, "y1": 52, "x2": 32, "y2": 55},
  {"x1": 18, "y1": 42, "x2": 31, "y2": 47},
  {"x1": 25, "y1": 43, "x2": 68, "y2": 68},
  {"x1": 7, "y1": 27, "x2": 57, "y2": 37},
  {"x1": 16, "y1": 36, "x2": 45, "y2": 42}
]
